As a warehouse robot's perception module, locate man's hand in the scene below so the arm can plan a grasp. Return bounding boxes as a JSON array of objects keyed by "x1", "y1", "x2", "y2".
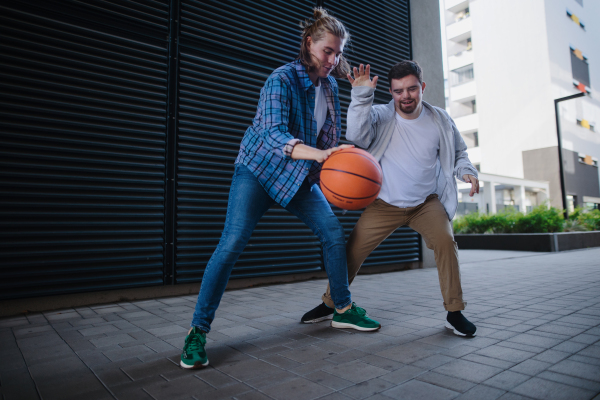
[
  {"x1": 463, "y1": 174, "x2": 479, "y2": 196},
  {"x1": 347, "y1": 64, "x2": 378, "y2": 88},
  {"x1": 315, "y1": 144, "x2": 354, "y2": 163}
]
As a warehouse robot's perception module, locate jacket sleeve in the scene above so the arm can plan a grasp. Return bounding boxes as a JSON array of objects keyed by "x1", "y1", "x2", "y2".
[
  {"x1": 447, "y1": 114, "x2": 479, "y2": 182},
  {"x1": 346, "y1": 86, "x2": 380, "y2": 148},
  {"x1": 255, "y1": 74, "x2": 301, "y2": 159}
]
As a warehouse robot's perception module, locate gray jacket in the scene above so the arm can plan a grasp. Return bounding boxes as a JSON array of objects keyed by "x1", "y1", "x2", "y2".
[{"x1": 346, "y1": 86, "x2": 478, "y2": 220}]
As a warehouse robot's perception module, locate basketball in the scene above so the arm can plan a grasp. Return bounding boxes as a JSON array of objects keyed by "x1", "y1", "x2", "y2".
[{"x1": 320, "y1": 148, "x2": 383, "y2": 210}]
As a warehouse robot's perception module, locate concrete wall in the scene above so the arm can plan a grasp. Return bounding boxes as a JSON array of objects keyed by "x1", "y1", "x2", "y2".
[
  {"x1": 411, "y1": 0, "x2": 445, "y2": 108},
  {"x1": 470, "y1": 0, "x2": 555, "y2": 179},
  {"x1": 523, "y1": 146, "x2": 600, "y2": 208}
]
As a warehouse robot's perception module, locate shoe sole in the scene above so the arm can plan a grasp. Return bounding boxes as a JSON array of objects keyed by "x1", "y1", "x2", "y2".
[
  {"x1": 331, "y1": 320, "x2": 381, "y2": 331},
  {"x1": 301, "y1": 315, "x2": 333, "y2": 324},
  {"x1": 445, "y1": 321, "x2": 476, "y2": 337},
  {"x1": 180, "y1": 359, "x2": 209, "y2": 369}
]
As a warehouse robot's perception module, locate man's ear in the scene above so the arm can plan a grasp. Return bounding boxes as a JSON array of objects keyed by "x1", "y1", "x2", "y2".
[
  {"x1": 421, "y1": 81, "x2": 426, "y2": 92},
  {"x1": 389, "y1": 87, "x2": 392, "y2": 95}
]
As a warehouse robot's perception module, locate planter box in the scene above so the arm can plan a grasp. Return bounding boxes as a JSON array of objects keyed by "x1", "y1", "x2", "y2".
[{"x1": 454, "y1": 231, "x2": 600, "y2": 252}]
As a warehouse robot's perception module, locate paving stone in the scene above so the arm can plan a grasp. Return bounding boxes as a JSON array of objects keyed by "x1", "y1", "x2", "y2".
[
  {"x1": 90, "y1": 333, "x2": 136, "y2": 348},
  {"x1": 548, "y1": 359, "x2": 600, "y2": 382},
  {"x1": 143, "y1": 374, "x2": 215, "y2": 399},
  {"x1": 460, "y1": 354, "x2": 515, "y2": 369},
  {"x1": 568, "y1": 353, "x2": 600, "y2": 366},
  {"x1": 0, "y1": 366, "x2": 41, "y2": 400},
  {"x1": 570, "y1": 333, "x2": 600, "y2": 345},
  {"x1": 359, "y1": 354, "x2": 405, "y2": 371},
  {"x1": 411, "y1": 354, "x2": 455, "y2": 370},
  {"x1": 537, "y1": 371, "x2": 600, "y2": 393},
  {"x1": 454, "y1": 384, "x2": 506, "y2": 400},
  {"x1": 382, "y1": 378, "x2": 460, "y2": 400},
  {"x1": 102, "y1": 345, "x2": 156, "y2": 362},
  {"x1": 193, "y1": 367, "x2": 239, "y2": 388},
  {"x1": 433, "y1": 359, "x2": 504, "y2": 383},
  {"x1": 475, "y1": 345, "x2": 536, "y2": 363},
  {"x1": 375, "y1": 342, "x2": 443, "y2": 364},
  {"x1": 121, "y1": 358, "x2": 180, "y2": 380},
  {"x1": 483, "y1": 371, "x2": 531, "y2": 391},
  {"x1": 551, "y1": 340, "x2": 589, "y2": 354},
  {"x1": 416, "y1": 371, "x2": 476, "y2": 393},
  {"x1": 531, "y1": 349, "x2": 570, "y2": 364},
  {"x1": 511, "y1": 377, "x2": 596, "y2": 400},
  {"x1": 506, "y1": 334, "x2": 564, "y2": 349},
  {"x1": 323, "y1": 360, "x2": 389, "y2": 383},
  {"x1": 78, "y1": 325, "x2": 120, "y2": 337},
  {"x1": 260, "y1": 377, "x2": 332, "y2": 400},
  {"x1": 379, "y1": 365, "x2": 426, "y2": 384},
  {"x1": 304, "y1": 371, "x2": 354, "y2": 391}
]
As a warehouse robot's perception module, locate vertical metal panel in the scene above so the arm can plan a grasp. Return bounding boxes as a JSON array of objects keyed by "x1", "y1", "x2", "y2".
[
  {"x1": 0, "y1": 0, "x2": 170, "y2": 299},
  {"x1": 326, "y1": 0, "x2": 421, "y2": 266},
  {"x1": 175, "y1": 0, "x2": 325, "y2": 283}
]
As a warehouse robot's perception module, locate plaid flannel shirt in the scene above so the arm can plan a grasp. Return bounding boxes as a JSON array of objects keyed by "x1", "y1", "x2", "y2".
[{"x1": 235, "y1": 60, "x2": 341, "y2": 207}]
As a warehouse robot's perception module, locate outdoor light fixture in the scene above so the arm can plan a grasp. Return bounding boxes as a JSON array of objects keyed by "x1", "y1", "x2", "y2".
[{"x1": 555, "y1": 91, "x2": 586, "y2": 219}]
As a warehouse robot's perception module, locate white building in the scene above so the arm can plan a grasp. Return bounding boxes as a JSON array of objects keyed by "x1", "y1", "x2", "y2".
[{"x1": 443, "y1": 0, "x2": 600, "y2": 212}]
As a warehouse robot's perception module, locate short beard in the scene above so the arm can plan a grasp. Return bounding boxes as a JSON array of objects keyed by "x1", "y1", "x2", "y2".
[{"x1": 396, "y1": 101, "x2": 418, "y2": 114}]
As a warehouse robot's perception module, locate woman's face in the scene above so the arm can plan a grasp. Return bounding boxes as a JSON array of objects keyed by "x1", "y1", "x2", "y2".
[{"x1": 308, "y1": 32, "x2": 345, "y2": 79}]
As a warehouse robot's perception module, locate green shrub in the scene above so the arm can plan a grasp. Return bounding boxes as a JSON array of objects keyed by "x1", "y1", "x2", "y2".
[
  {"x1": 574, "y1": 208, "x2": 600, "y2": 231},
  {"x1": 453, "y1": 204, "x2": 566, "y2": 234}
]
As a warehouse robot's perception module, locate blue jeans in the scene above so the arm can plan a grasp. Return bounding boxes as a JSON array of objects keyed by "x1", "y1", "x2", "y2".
[{"x1": 191, "y1": 164, "x2": 351, "y2": 332}]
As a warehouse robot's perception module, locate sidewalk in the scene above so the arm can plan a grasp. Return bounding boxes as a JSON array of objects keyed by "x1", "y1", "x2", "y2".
[{"x1": 1, "y1": 249, "x2": 600, "y2": 400}]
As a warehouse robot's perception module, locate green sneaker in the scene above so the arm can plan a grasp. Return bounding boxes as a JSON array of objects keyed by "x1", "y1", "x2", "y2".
[
  {"x1": 331, "y1": 303, "x2": 381, "y2": 331},
  {"x1": 180, "y1": 327, "x2": 209, "y2": 369}
]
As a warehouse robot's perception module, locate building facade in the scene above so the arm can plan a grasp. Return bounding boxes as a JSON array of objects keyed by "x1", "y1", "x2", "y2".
[
  {"x1": 443, "y1": 0, "x2": 600, "y2": 212},
  {"x1": 1, "y1": 0, "x2": 445, "y2": 301}
]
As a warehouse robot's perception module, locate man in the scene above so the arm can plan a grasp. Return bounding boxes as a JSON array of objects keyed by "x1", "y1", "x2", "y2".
[{"x1": 301, "y1": 60, "x2": 479, "y2": 337}]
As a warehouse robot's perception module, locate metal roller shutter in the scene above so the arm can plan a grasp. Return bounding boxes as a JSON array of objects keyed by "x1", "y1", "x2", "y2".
[
  {"x1": 174, "y1": 0, "x2": 419, "y2": 283},
  {"x1": 327, "y1": 0, "x2": 421, "y2": 267},
  {"x1": 0, "y1": 0, "x2": 170, "y2": 299},
  {"x1": 175, "y1": 0, "x2": 325, "y2": 282}
]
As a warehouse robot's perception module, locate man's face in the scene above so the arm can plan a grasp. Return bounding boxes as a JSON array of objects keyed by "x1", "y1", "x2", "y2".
[
  {"x1": 308, "y1": 32, "x2": 345, "y2": 79},
  {"x1": 389, "y1": 75, "x2": 426, "y2": 115}
]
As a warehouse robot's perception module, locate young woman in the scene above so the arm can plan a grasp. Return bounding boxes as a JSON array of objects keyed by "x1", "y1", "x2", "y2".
[{"x1": 180, "y1": 8, "x2": 380, "y2": 370}]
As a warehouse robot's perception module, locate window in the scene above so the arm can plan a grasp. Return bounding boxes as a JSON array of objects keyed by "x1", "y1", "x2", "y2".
[
  {"x1": 575, "y1": 0, "x2": 583, "y2": 6},
  {"x1": 450, "y1": 64, "x2": 474, "y2": 87},
  {"x1": 471, "y1": 100, "x2": 477, "y2": 113},
  {"x1": 566, "y1": 9, "x2": 585, "y2": 29},
  {"x1": 577, "y1": 119, "x2": 595, "y2": 131},
  {"x1": 462, "y1": 131, "x2": 478, "y2": 148},
  {"x1": 455, "y1": 8, "x2": 470, "y2": 23},
  {"x1": 570, "y1": 47, "x2": 590, "y2": 88},
  {"x1": 474, "y1": 163, "x2": 481, "y2": 172}
]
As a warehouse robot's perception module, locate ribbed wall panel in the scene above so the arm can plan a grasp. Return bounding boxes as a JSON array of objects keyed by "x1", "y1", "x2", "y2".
[
  {"x1": 175, "y1": 0, "x2": 323, "y2": 282},
  {"x1": 0, "y1": 0, "x2": 170, "y2": 299},
  {"x1": 328, "y1": 0, "x2": 420, "y2": 267}
]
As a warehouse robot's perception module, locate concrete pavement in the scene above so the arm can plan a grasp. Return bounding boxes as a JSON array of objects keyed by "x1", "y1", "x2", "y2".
[{"x1": 1, "y1": 248, "x2": 600, "y2": 400}]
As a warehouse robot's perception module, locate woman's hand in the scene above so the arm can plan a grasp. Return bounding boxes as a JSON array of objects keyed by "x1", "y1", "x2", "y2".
[
  {"x1": 291, "y1": 144, "x2": 354, "y2": 163},
  {"x1": 315, "y1": 144, "x2": 355, "y2": 163}
]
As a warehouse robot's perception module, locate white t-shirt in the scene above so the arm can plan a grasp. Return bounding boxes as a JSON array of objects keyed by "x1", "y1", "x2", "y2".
[
  {"x1": 314, "y1": 81, "x2": 327, "y2": 134},
  {"x1": 378, "y1": 106, "x2": 440, "y2": 208}
]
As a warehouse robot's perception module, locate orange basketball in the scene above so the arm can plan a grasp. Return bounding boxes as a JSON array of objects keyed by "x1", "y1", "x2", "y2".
[{"x1": 320, "y1": 148, "x2": 383, "y2": 210}]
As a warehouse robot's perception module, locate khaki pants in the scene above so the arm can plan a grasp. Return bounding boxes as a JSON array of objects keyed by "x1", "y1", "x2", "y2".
[{"x1": 323, "y1": 194, "x2": 466, "y2": 312}]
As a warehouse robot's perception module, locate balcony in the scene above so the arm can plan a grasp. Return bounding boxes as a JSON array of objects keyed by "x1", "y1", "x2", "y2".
[
  {"x1": 450, "y1": 80, "x2": 477, "y2": 103},
  {"x1": 448, "y1": 50, "x2": 474, "y2": 71},
  {"x1": 447, "y1": 17, "x2": 472, "y2": 42},
  {"x1": 454, "y1": 113, "x2": 479, "y2": 134},
  {"x1": 445, "y1": 0, "x2": 469, "y2": 13}
]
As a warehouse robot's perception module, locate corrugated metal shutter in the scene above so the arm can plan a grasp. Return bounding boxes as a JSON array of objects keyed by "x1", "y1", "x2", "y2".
[
  {"x1": 327, "y1": 0, "x2": 421, "y2": 267},
  {"x1": 174, "y1": 0, "x2": 325, "y2": 282},
  {"x1": 174, "y1": 0, "x2": 419, "y2": 283},
  {"x1": 0, "y1": 0, "x2": 170, "y2": 299}
]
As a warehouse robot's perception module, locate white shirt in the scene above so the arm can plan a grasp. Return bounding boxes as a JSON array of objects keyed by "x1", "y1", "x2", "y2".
[
  {"x1": 314, "y1": 81, "x2": 327, "y2": 134},
  {"x1": 378, "y1": 106, "x2": 440, "y2": 207}
]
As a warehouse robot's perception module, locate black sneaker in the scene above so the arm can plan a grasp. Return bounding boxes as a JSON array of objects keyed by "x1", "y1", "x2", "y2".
[
  {"x1": 301, "y1": 302, "x2": 334, "y2": 323},
  {"x1": 446, "y1": 311, "x2": 476, "y2": 337}
]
